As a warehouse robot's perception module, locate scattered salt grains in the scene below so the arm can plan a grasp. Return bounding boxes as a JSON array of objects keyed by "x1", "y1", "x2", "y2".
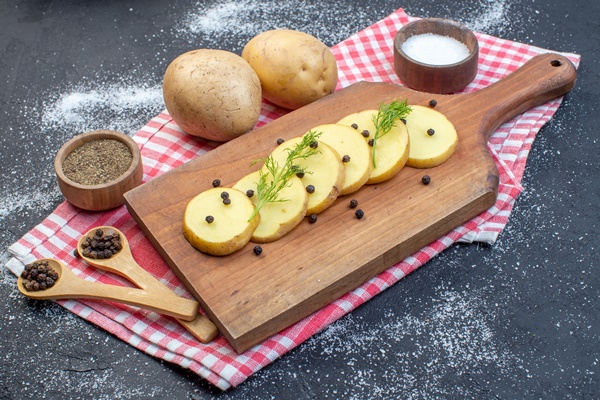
[{"x1": 401, "y1": 33, "x2": 471, "y2": 65}]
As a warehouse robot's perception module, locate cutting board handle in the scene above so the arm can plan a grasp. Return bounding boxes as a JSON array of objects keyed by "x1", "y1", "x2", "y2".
[{"x1": 469, "y1": 52, "x2": 577, "y2": 142}]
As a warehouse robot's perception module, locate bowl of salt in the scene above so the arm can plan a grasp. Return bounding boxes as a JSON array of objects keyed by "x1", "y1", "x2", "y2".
[{"x1": 393, "y1": 18, "x2": 479, "y2": 94}]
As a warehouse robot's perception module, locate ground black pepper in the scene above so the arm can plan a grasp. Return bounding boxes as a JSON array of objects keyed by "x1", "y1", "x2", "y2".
[{"x1": 62, "y1": 139, "x2": 132, "y2": 186}]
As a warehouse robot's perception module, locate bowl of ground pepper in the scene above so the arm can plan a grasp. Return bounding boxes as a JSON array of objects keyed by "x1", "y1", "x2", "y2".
[
  {"x1": 393, "y1": 18, "x2": 479, "y2": 94},
  {"x1": 54, "y1": 130, "x2": 143, "y2": 211}
]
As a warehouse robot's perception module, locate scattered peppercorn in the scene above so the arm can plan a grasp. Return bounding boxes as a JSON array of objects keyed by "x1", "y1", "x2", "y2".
[
  {"x1": 422, "y1": 175, "x2": 431, "y2": 185},
  {"x1": 220, "y1": 191, "x2": 229, "y2": 200},
  {"x1": 368, "y1": 138, "x2": 374, "y2": 147},
  {"x1": 355, "y1": 209, "x2": 365, "y2": 219},
  {"x1": 427, "y1": 128, "x2": 435, "y2": 136},
  {"x1": 253, "y1": 245, "x2": 263, "y2": 256},
  {"x1": 306, "y1": 185, "x2": 315, "y2": 194},
  {"x1": 309, "y1": 140, "x2": 319, "y2": 149},
  {"x1": 429, "y1": 99, "x2": 437, "y2": 108},
  {"x1": 212, "y1": 179, "x2": 221, "y2": 188},
  {"x1": 342, "y1": 155, "x2": 351, "y2": 163},
  {"x1": 361, "y1": 130, "x2": 370, "y2": 138},
  {"x1": 205, "y1": 215, "x2": 214, "y2": 223},
  {"x1": 223, "y1": 198, "x2": 231, "y2": 205},
  {"x1": 276, "y1": 138, "x2": 284, "y2": 145},
  {"x1": 308, "y1": 214, "x2": 318, "y2": 223},
  {"x1": 400, "y1": 118, "x2": 407, "y2": 125},
  {"x1": 21, "y1": 260, "x2": 59, "y2": 292},
  {"x1": 80, "y1": 228, "x2": 123, "y2": 259},
  {"x1": 246, "y1": 189, "x2": 254, "y2": 198},
  {"x1": 296, "y1": 171, "x2": 305, "y2": 179},
  {"x1": 349, "y1": 199, "x2": 358, "y2": 208},
  {"x1": 351, "y1": 123, "x2": 359, "y2": 130}
]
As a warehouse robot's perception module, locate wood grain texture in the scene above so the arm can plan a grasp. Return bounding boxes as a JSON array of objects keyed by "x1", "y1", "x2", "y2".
[{"x1": 124, "y1": 53, "x2": 576, "y2": 353}]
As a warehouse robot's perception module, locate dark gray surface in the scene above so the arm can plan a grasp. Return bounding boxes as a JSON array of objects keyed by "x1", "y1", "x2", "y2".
[{"x1": 1, "y1": 0, "x2": 598, "y2": 398}]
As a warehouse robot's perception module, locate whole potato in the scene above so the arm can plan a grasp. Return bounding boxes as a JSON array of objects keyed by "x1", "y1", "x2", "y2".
[
  {"x1": 163, "y1": 49, "x2": 262, "y2": 142},
  {"x1": 242, "y1": 29, "x2": 338, "y2": 110}
]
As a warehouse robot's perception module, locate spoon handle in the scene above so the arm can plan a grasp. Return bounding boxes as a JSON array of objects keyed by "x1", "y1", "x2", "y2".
[{"x1": 44, "y1": 278, "x2": 199, "y2": 321}]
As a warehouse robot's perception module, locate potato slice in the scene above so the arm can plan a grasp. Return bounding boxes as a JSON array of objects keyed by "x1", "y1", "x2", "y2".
[
  {"x1": 404, "y1": 105, "x2": 458, "y2": 168},
  {"x1": 337, "y1": 110, "x2": 409, "y2": 184},
  {"x1": 233, "y1": 171, "x2": 308, "y2": 243},
  {"x1": 313, "y1": 123, "x2": 373, "y2": 195},
  {"x1": 183, "y1": 187, "x2": 259, "y2": 256},
  {"x1": 269, "y1": 136, "x2": 344, "y2": 214}
]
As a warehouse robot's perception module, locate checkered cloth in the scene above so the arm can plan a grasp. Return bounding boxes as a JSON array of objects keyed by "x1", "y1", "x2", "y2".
[{"x1": 5, "y1": 8, "x2": 580, "y2": 390}]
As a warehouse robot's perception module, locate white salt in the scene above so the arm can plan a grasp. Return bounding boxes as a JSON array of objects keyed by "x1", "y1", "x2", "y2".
[{"x1": 401, "y1": 33, "x2": 471, "y2": 65}]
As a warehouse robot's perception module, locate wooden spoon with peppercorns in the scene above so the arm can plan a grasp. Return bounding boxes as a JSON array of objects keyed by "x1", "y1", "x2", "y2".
[
  {"x1": 76, "y1": 226, "x2": 218, "y2": 344},
  {"x1": 17, "y1": 258, "x2": 199, "y2": 321}
]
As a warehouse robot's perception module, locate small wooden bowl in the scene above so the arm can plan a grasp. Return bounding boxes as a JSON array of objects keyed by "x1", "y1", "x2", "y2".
[
  {"x1": 54, "y1": 130, "x2": 143, "y2": 211},
  {"x1": 393, "y1": 18, "x2": 479, "y2": 94}
]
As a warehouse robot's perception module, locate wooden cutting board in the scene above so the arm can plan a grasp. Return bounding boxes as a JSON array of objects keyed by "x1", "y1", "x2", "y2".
[{"x1": 124, "y1": 53, "x2": 576, "y2": 353}]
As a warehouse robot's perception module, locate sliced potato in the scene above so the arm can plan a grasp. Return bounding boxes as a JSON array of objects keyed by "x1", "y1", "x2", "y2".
[
  {"x1": 183, "y1": 187, "x2": 259, "y2": 256},
  {"x1": 233, "y1": 171, "x2": 308, "y2": 243},
  {"x1": 269, "y1": 136, "x2": 344, "y2": 214},
  {"x1": 313, "y1": 123, "x2": 373, "y2": 195},
  {"x1": 337, "y1": 110, "x2": 409, "y2": 184},
  {"x1": 404, "y1": 105, "x2": 458, "y2": 168}
]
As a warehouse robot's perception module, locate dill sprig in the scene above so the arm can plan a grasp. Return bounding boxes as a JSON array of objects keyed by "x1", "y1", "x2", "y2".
[
  {"x1": 248, "y1": 130, "x2": 322, "y2": 221},
  {"x1": 371, "y1": 99, "x2": 412, "y2": 168}
]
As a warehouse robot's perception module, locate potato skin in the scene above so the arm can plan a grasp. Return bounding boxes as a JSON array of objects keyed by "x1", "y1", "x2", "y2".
[
  {"x1": 242, "y1": 29, "x2": 338, "y2": 110},
  {"x1": 163, "y1": 49, "x2": 262, "y2": 142}
]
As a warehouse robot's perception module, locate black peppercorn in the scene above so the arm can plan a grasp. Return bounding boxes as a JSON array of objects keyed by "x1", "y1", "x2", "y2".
[
  {"x1": 253, "y1": 245, "x2": 263, "y2": 256},
  {"x1": 368, "y1": 139, "x2": 374, "y2": 147},
  {"x1": 246, "y1": 189, "x2": 254, "y2": 198},
  {"x1": 205, "y1": 215, "x2": 214, "y2": 223},
  {"x1": 400, "y1": 118, "x2": 407, "y2": 125},
  {"x1": 429, "y1": 99, "x2": 437, "y2": 108},
  {"x1": 355, "y1": 209, "x2": 365, "y2": 219},
  {"x1": 306, "y1": 185, "x2": 315, "y2": 194},
  {"x1": 342, "y1": 155, "x2": 351, "y2": 163},
  {"x1": 308, "y1": 214, "x2": 318, "y2": 223},
  {"x1": 309, "y1": 141, "x2": 319, "y2": 149},
  {"x1": 276, "y1": 138, "x2": 284, "y2": 145},
  {"x1": 223, "y1": 198, "x2": 231, "y2": 205},
  {"x1": 427, "y1": 128, "x2": 435, "y2": 136},
  {"x1": 220, "y1": 191, "x2": 229, "y2": 200},
  {"x1": 422, "y1": 175, "x2": 431, "y2": 185},
  {"x1": 212, "y1": 179, "x2": 221, "y2": 188},
  {"x1": 361, "y1": 130, "x2": 370, "y2": 138},
  {"x1": 296, "y1": 171, "x2": 305, "y2": 178},
  {"x1": 349, "y1": 199, "x2": 358, "y2": 208},
  {"x1": 351, "y1": 123, "x2": 358, "y2": 130}
]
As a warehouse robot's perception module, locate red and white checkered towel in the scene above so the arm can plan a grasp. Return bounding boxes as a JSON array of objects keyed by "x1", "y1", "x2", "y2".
[{"x1": 5, "y1": 8, "x2": 580, "y2": 390}]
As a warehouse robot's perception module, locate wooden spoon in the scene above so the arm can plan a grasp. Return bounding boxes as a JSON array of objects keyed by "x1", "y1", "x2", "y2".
[
  {"x1": 77, "y1": 226, "x2": 218, "y2": 343},
  {"x1": 17, "y1": 258, "x2": 198, "y2": 321}
]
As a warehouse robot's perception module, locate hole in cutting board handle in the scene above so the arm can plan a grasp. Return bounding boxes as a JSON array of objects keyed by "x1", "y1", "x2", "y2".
[{"x1": 550, "y1": 59, "x2": 563, "y2": 67}]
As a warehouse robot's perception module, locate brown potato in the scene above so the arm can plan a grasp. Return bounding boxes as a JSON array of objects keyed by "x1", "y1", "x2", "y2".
[
  {"x1": 242, "y1": 29, "x2": 338, "y2": 110},
  {"x1": 163, "y1": 49, "x2": 262, "y2": 142}
]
